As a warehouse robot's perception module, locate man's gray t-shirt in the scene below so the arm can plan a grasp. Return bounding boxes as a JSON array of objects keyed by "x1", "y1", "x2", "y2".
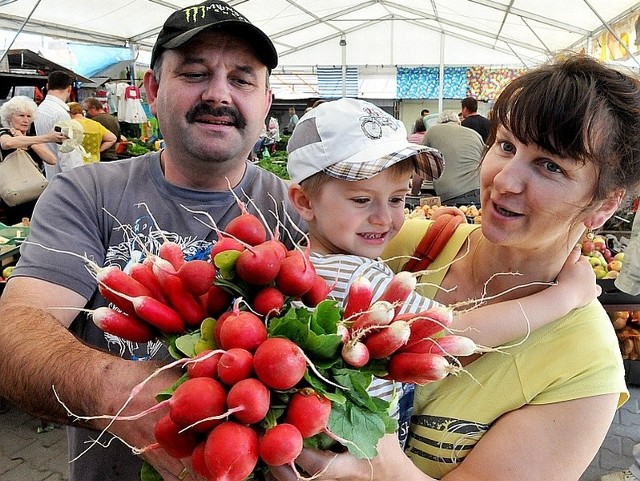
[{"x1": 13, "y1": 151, "x2": 304, "y2": 480}]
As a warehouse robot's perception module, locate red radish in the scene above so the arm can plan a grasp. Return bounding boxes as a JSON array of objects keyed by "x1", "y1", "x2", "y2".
[
  {"x1": 259, "y1": 423, "x2": 303, "y2": 466},
  {"x1": 225, "y1": 210, "x2": 267, "y2": 246},
  {"x1": 206, "y1": 284, "x2": 232, "y2": 317},
  {"x1": 218, "y1": 310, "x2": 267, "y2": 352},
  {"x1": 96, "y1": 265, "x2": 153, "y2": 315},
  {"x1": 129, "y1": 262, "x2": 167, "y2": 304},
  {"x1": 210, "y1": 235, "x2": 245, "y2": 260},
  {"x1": 253, "y1": 286, "x2": 286, "y2": 318},
  {"x1": 159, "y1": 241, "x2": 185, "y2": 270},
  {"x1": 387, "y1": 352, "x2": 457, "y2": 384},
  {"x1": 191, "y1": 441, "x2": 211, "y2": 479},
  {"x1": 341, "y1": 340, "x2": 370, "y2": 368},
  {"x1": 217, "y1": 348, "x2": 254, "y2": 385},
  {"x1": 157, "y1": 273, "x2": 205, "y2": 328},
  {"x1": 377, "y1": 271, "x2": 417, "y2": 316},
  {"x1": 150, "y1": 255, "x2": 178, "y2": 284},
  {"x1": 97, "y1": 285, "x2": 185, "y2": 334},
  {"x1": 226, "y1": 378, "x2": 271, "y2": 424},
  {"x1": 275, "y1": 249, "x2": 316, "y2": 297},
  {"x1": 401, "y1": 306, "x2": 455, "y2": 351},
  {"x1": 235, "y1": 243, "x2": 282, "y2": 285},
  {"x1": 343, "y1": 276, "x2": 374, "y2": 320},
  {"x1": 177, "y1": 259, "x2": 216, "y2": 296},
  {"x1": 213, "y1": 311, "x2": 234, "y2": 347},
  {"x1": 253, "y1": 337, "x2": 307, "y2": 390},
  {"x1": 350, "y1": 300, "x2": 395, "y2": 331},
  {"x1": 204, "y1": 421, "x2": 259, "y2": 481},
  {"x1": 301, "y1": 274, "x2": 333, "y2": 307},
  {"x1": 91, "y1": 306, "x2": 156, "y2": 343},
  {"x1": 263, "y1": 239, "x2": 288, "y2": 260},
  {"x1": 403, "y1": 334, "x2": 479, "y2": 357},
  {"x1": 364, "y1": 321, "x2": 411, "y2": 359},
  {"x1": 169, "y1": 377, "x2": 227, "y2": 432},
  {"x1": 284, "y1": 389, "x2": 331, "y2": 438},
  {"x1": 186, "y1": 349, "x2": 222, "y2": 379},
  {"x1": 153, "y1": 413, "x2": 199, "y2": 459}
]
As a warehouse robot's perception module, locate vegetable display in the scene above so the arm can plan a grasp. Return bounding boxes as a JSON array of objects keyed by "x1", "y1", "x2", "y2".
[{"x1": 60, "y1": 200, "x2": 471, "y2": 481}]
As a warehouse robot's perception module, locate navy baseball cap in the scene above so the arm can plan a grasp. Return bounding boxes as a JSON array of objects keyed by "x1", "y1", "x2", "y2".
[{"x1": 150, "y1": 0, "x2": 278, "y2": 70}]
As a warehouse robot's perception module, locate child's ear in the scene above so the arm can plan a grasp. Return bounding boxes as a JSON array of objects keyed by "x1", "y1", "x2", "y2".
[
  {"x1": 288, "y1": 183, "x2": 316, "y2": 222},
  {"x1": 584, "y1": 188, "x2": 625, "y2": 230}
]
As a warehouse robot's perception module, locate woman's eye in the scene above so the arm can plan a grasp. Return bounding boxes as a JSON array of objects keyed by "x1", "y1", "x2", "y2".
[
  {"x1": 498, "y1": 141, "x2": 515, "y2": 153},
  {"x1": 542, "y1": 160, "x2": 562, "y2": 174},
  {"x1": 352, "y1": 198, "x2": 370, "y2": 204}
]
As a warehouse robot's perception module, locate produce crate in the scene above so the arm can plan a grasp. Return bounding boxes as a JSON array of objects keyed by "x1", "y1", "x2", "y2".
[
  {"x1": 597, "y1": 279, "x2": 640, "y2": 305},
  {"x1": 0, "y1": 226, "x2": 29, "y2": 245},
  {"x1": 625, "y1": 359, "x2": 640, "y2": 387}
]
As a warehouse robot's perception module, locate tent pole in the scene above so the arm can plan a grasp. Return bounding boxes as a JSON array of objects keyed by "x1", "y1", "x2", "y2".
[
  {"x1": 0, "y1": 0, "x2": 43, "y2": 64},
  {"x1": 340, "y1": 35, "x2": 347, "y2": 98},
  {"x1": 438, "y1": 32, "x2": 444, "y2": 113},
  {"x1": 583, "y1": 0, "x2": 640, "y2": 69}
]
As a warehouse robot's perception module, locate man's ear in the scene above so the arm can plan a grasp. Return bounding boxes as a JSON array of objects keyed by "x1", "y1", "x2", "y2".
[
  {"x1": 288, "y1": 183, "x2": 315, "y2": 222},
  {"x1": 585, "y1": 188, "x2": 625, "y2": 230},
  {"x1": 143, "y1": 69, "x2": 160, "y2": 118}
]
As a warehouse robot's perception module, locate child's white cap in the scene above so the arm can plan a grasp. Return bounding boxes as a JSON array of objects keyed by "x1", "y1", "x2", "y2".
[{"x1": 286, "y1": 98, "x2": 444, "y2": 184}]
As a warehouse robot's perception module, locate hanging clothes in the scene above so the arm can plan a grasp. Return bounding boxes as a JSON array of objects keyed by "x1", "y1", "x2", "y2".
[{"x1": 117, "y1": 84, "x2": 148, "y2": 124}]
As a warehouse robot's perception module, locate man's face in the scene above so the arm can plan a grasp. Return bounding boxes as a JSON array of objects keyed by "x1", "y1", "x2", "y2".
[
  {"x1": 84, "y1": 105, "x2": 97, "y2": 118},
  {"x1": 145, "y1": 30, "x2": 272, "y2": 167}
]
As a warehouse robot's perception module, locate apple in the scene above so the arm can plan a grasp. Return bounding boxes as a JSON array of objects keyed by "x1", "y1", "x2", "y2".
[
  {"x1": 604, "y1": 270, "x2": 619, "y2": 279},
  {"x1": 581, "y1": 240, "x2": 595, "y2": 255},
  {"x1": 607, "y1": 260, "x2": 623, "y2": 272},
  {"x1": 593, "y1": 266, "x2": 608, "y2": 279},
  {"x1": 2, "y1": 266, "x2": 14, "y2": 279},
  {"x1": 588, "y1": 256, "x2": 602, "y2": 268},
  {"x1": 614, "y1": 252, "x2": 625, "y2": 262}
]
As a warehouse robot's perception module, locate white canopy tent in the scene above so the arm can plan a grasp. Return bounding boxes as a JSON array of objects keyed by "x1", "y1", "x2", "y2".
[
  {"x1": 1, "y1": 0, "x2": 640, "y2": 101},
  {"x1": 1, "y1": 1, "x2": 639, "y2": 67}
]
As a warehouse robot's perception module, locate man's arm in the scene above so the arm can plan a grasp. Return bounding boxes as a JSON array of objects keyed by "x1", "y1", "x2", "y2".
[{"x1": 0, "y1": 276, "x2": 187, "y2": 478}]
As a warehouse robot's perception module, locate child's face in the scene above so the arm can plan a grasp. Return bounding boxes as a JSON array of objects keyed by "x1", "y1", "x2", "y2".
[{"x1": 305, "y1": 169, "x2": 410, "y2": 258}]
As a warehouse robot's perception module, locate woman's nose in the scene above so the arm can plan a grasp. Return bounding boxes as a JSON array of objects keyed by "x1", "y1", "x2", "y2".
[{"x1": 492, "y1": 158, "x2": 526, "y2": 194}]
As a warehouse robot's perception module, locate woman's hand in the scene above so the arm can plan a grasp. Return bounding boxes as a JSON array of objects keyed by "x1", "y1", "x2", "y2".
[
  {"x1": 9, "y1": 128, "x2": 24, "y2": 137},
  {"x1": 43, "y1": 129, "x2": 67, "y2": 144},
  {"x1": 554, "y1": 245, "x2": 601, "y2": 308},
  {"x1": 267, "y1": 434, "x2": 428, "y2": 481}
]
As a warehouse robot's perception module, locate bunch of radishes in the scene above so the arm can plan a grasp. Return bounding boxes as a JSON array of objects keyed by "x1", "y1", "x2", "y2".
[
  {"x1": 339, "y1": 272, "x2": 476, "y2": 384},
  {"x1": 143, "y1": 336, "x2": 337, "y2": 480},
  {"x1": 89, "y1": 204, "x2": 331, "y2": 347},
  {"x1": 82, "y1": 202, "x2": 474, "y2": 481}
]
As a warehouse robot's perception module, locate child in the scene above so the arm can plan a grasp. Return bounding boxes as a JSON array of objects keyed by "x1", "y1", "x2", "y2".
[{"x1": 285, "y1": 98, "x2": 600, "y2": 445}]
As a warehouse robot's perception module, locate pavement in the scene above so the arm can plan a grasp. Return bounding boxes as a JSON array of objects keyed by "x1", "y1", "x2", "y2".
[{"x1": 0, "y1": 377, "x2": 639, "y2": 481}]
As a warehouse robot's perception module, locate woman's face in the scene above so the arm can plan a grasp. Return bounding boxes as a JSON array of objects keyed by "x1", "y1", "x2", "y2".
[
  {"x1": 480, "y1": 126, "x2": 597, "y2": 252},
  {"x1": 10, "y1": 110, "x2": 33, "y2": 134}
]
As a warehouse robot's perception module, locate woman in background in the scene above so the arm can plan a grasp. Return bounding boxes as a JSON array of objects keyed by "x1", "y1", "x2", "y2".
[{"x1": 0, "y1": 96, "x2": 64, "y2": 224}]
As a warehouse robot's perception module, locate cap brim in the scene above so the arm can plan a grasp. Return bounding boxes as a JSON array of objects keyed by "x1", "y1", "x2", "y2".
[
  {"x1": 152, "y1": 20, "x2": 278, "y2": 70},
  {"x1": 324, "y1": 144, "x2": 443, "y2": 182}
]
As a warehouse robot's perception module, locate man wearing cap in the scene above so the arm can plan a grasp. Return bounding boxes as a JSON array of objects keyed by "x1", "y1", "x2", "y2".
[{"x1": 0, "y1": 2, "x2": 302, "y2": 480}]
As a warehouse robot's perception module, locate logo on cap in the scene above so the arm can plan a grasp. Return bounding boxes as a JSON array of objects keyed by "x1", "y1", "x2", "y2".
[
  {"x1": 359, "y1": 106, "x2": 400, "y2": 140},
  {"x1": 183, "y1": 2, "x2": 249, "y2": 23}
]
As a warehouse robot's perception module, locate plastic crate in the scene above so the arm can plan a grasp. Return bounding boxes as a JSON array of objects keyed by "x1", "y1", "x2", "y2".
[
  {"x1": 597, "y1": 279, "x2": 640, "y2": 305},
  {"x1": 0, "y1": 226, "x2": 29, "y2": 245}
]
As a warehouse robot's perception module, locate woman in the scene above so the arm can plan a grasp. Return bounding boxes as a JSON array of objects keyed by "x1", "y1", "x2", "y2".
[
  {"x1": 0, "y1": 96, "x2": 65, "y2": 224},
  {"x1": 269, "y1": 55, "x2": 638, "y2": 481}
]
